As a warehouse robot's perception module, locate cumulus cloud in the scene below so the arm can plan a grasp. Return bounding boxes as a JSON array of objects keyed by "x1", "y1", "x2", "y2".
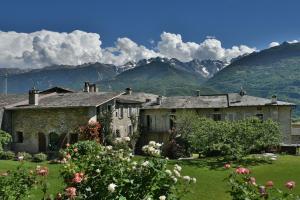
[
  {"x1": 101, "y1": 37, "x2": 159, "y2": 66},
  {"x1": 269, "y1": 42, "x2": 280, "y2": 48},
  {"x1": 158, "y1": 32, "x2": 255, "y2": 63},
  {"x1": 0, "y1": 30, "x2": 257, "y2": 69},
  {"x1": 0, "y1": 30, "x2": 102, "y2": 69}
]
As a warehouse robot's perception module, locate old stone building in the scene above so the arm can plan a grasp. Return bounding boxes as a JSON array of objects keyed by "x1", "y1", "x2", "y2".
[
  {"x1": 0, "y1": 85, "x2": 297, "y2": 153},
  {"x1": 140, "y1": 92, "x2": 295, "y2": 145}
]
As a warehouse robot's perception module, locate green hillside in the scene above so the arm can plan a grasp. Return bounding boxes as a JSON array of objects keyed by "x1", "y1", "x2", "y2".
[
  {"x1": 100, "y1": 60, "x2": 218, "y2": 96},
  {"x1": 204, "y1": 42, "x2": 300, "y2": 117}
]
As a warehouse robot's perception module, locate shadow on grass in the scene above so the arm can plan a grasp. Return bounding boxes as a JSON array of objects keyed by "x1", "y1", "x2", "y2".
[{"x1": 169, "y1": 156, "x2": 274, "y2": 170}]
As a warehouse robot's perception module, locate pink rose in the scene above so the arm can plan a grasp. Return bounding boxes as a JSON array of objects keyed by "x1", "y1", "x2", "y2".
[
  {"x1": 285, "y1": 181, "x2": 296, "y2": 190},
  {"x1": 235, "y1": 167, "x2": 250, "y2": 174},
  {"x1": 224, "y1": 163, "x2": 231, "y2": 169},
  {"x1": 74, "y1": 148, "x2": 78, "y2": 153},
  {"x1": 266, "y1": 180, "x2": 274, "y2": 188},
  {"x1": 65, "y1": 187, "x2": 76, "y2": 198}
]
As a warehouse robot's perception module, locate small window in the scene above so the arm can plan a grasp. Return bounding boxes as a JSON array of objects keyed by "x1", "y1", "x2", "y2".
[
  {"x1": 115, "y1": 111, "x2": 118, "y2": 117},
  {"x1": 169, "y1": 115, "x2": 176, "y2": 129},
  {"x1": 213, "y1": 114, "x2": 222, "y2": 121},
  {"x1": 107, "y1": 105, "x2": 112, "y2": 112},
  {"x1": 214, "y1": 108, "x2": 220, "y2": 112},
  {"x1": 146, "y1": 115, "x2": 151, "y2": 130},
  {"x1": 16, "y1": 131, "x2": 23, "y2": 143},
  {"x1": 116, "y1": 129, "x2": 120, "y2": 137},
  {"x1": 128, "y1": 125, "x2": 133, "y2": 135},
  {"x1": 70, "y1": 133, "x2": 79, "y2": 144},
  {"x1": 128, "y1": 107, "x2": 132, "y2": 117},
  {"x1": 256, "y1": 114, "x2": 264, "y2": 121}
]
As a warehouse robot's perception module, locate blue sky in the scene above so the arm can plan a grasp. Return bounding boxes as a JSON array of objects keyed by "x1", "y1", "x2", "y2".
[{"x1": 1, "y1": 0, "x2": 300, "y2": 49}]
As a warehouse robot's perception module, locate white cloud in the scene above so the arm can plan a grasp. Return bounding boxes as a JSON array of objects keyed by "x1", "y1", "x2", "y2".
[
  {"x1": 0, "y1": 30, "x2": 258, "y2": 69},
  {"x1": 0, "y1": 30, "x2": 103, "y2": 69},
  {"x1": 269, "y1": 42, "x2": 280, "y2": 48},
  {"x1": 158, "y1": 32, "x2": 256, "y2": 63}
]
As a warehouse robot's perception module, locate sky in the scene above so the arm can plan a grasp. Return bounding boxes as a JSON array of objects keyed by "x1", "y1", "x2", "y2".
[{"x1": 1, "y1": 0, "x2": 300, "y2": 68}]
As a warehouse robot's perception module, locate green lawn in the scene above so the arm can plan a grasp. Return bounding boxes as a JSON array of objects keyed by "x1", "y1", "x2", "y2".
[{"x1": 1, "y1": 155, "x2": 300, "y2": 200}]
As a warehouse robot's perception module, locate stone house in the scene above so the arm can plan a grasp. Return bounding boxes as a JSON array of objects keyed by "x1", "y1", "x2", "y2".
[
  {"x1": 0, "y1": 85, "x2": 297, "y2": 153},
  {"x1": 139, "y1": 92, "x2": 295, "y2": 145}
]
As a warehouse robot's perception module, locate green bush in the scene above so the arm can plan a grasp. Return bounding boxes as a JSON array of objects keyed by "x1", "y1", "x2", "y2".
[
  {"x1": 0, "y1": 151, "x2": 15, "y2": 160},
  {"x1": 33, "y1": 153, "x2": 48, "y2": 162},
  {"x1": 174, "y1": 111, "x2": 281, "y2": 161},
  {"x1": 16, "y1": 152, "x2": 32, "y2": 161},
  {"x1": 0, "y1": 130, "x2": 11, "y2": 152},
  {"x1": 58, "y1": 141, "x2": 196, "y2": 199}
]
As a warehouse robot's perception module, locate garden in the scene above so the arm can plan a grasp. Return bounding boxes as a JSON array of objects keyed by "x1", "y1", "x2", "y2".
[{"x1": 1, "y1": 112, "x2": 300, "y2": 199}]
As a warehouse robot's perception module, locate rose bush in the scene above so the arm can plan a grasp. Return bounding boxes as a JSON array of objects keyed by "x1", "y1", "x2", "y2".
[
  {"x1": 227, "y1": 166, "x2": 299, "y2": 200},
  {"x1": 57, "y1": 140, "x2": 196, "y2": 199}
]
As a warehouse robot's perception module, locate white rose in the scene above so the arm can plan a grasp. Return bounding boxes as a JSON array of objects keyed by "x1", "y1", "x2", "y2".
[
  {"x1": 183, "y1": 176, "x2": 191, "y2": 182},
  {"x1": 173, "y1": 169, "x2": 181, "y2": 177},
  {"x1": 96, "y1": 169, "x2": 100, "y2": 173},
  {"x1": 165, "y1": 170, "x2": 172, "y2": 176},
  {"x1": 142, "y1": 161, "x2": 149, "y2": 167},
  {"x1": 192, "y1": 177, "x2": 197, "y2": 183},
  {"x1": 108, "y1": 183, "x2": 117, "y2": 193},
  {"x1": 159, "y1": 195, "x2": 166, "y2": 200}
]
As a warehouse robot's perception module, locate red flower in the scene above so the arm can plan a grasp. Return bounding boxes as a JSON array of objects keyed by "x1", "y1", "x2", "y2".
[
  {"x1": 285, "y1": 181, "x2": 296, "y2": 190},
  {"x1": 65, "y1": 187, "x2": 76, "y2": 198},
  {"x1": 235, "y1": 167, "x2": 250, "y2": 174},
  {"x1": 224, "y1": 163, "x2": 231, "y2": 169},
  {"x1": 265, "y1": 180, "x2": 274, "y2": 188}
]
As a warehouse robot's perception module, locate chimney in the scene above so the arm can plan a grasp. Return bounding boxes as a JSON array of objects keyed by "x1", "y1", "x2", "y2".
[
  {"x1": 196, "y1": 90, "x2": 201, "y2": 97},
  {"x1": 29, "y1": 88, "x2": 39, "y2": 105},
  {"x1": 156, "y1": 96, "x2": 162, "y2": 105},
  {"x1": 271, "y1": 95, "x2": 277, "y2": 104},
  {"x1": 84, "y1": 82, "x2": 90, "y2": 92},
  {"x1": 89, "y1": 84, "x2": 97, "y2": 93},
  {"x1": 125, "y1": 87, "x2": 132, "y2": 95}
]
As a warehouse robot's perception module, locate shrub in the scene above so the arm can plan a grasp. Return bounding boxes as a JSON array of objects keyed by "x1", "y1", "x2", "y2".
[
  {"x1": 0, "y1": 164, "x2": 37, "y2": 199},
  {"x1": 0, "y1": 150, "x2": 15, "y2": 160},
  {"x1": 0, "y1": 130, "x2": 11, "y2": 152},
  {"x1": 33, "y1": 153, "x2": 48, "y2": 162},
  {"x1": 16, "y1": 152, "x2": 32, "y2": 161},
  {"x1": 227, "y1": 167, "x2": 299, "y2": 200},
  {"x1": 57, "y1": 141, "x2": 196, "y2": 199},
  {"x1": 174, "y1": 111, "x2": 281, "y2": 161}
]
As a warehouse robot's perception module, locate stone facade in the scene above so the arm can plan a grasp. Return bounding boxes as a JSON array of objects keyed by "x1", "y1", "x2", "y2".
[
  {"x1": 10, "y1": 107, "x2": 96, "y2": 153},
  {"x1": 140, "y1": 105, "x2": 293, "y2": 145}
]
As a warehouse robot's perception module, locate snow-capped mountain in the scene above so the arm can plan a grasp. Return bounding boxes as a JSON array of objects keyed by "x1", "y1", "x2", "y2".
[{"x1": 117, "y1": 57, "x2": 226, "y2": 78}]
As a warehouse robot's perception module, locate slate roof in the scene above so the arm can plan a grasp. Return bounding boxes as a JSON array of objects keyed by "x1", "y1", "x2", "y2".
[
  {"x1": 142, "y1": 93, "x2": 294, "y2": 109},
  {"x1": 0, "y1": 94, "x2": 28, "y2": 108},
  {"x1": 39, "y1": 86, "x2": 75, "y2": 94},
  {"x1": 6, "y1": 92, "x2": 123, "y2": 110},
  {"x1": 117, "y1": 92, "x2": 159, "y2": 104}
]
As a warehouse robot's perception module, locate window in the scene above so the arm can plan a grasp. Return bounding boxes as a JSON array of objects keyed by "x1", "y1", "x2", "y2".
[
  {"x1": 16, "y1": 131, "x2": 23, "y2": 143},
  {"x1": 116, "y1": 129, "x2": 120, "y2": 137},
  {"x1": 115, "y1": 110, "x2": 118, "y2": 117},
  {"x1": 48, "y1": 132, "x2": 60, "y2": 151},
  {"x1": 213, "y1": 114, "x2": 222, "y2": 121},
  {"x1": 118, "y1": 107, "x2": 124, "y2": 118},
  {"x1": 128, "y1": 125, "x2": 133, "y2": 135},
  {"x1": 128, "y1": 107, "x2": 132, "y2": 117},
  {"x1": 256, "y1": 114, "x2": 264, "y2": 121},
  {"x1": 70, "y1": 133, "x2": 79, "y2": 144},
  {"x1": 146, "y1": 115, "x2": 151, "y2": 130},
  {"x1": 169, "y1": 115, "x2": 176, "y2": 129},
  {"x1": 107, "y1": 104, "x2": 112, "y2": 112}
]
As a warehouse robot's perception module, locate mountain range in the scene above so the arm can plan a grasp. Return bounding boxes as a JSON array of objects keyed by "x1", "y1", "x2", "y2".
[{"x1": 1, "y1": 42, "x2": 300, "y2": 117}]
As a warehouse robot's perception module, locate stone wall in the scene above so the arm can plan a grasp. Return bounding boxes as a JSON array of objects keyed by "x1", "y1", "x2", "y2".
[
  {"x1": 140, "y1": 105, "x2": 293, "y2": 145},
  {"x1": 11, "y1": 107, "x2": 96, "y2": 153}
]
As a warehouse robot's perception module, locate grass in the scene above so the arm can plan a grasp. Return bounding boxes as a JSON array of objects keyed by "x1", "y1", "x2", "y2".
[{"x1": 1, "y1": 155, "x2": 300, "y2": 199}]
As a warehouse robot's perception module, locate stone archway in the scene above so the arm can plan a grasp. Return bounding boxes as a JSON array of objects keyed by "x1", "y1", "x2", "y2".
[{"x1": 38, "y1": 132, "x2": 47, "y2": 152}]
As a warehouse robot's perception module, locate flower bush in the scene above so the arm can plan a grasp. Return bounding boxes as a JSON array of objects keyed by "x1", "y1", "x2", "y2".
[
  {"x1": 227, "y1": 166, "x2": 300, "y2": 200},
  {"x1": 0, "y1": 130, "x2": 11, "y2": 152},
  {"x1": 57, "y1": 140, "x2": 196, "y2": 199},
  {"x1": 0, "y1": 163, "x2": 50, "y2": 199},
  {"x1": 16, "y1": 151, "x2": 32, "y2": 161}
]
